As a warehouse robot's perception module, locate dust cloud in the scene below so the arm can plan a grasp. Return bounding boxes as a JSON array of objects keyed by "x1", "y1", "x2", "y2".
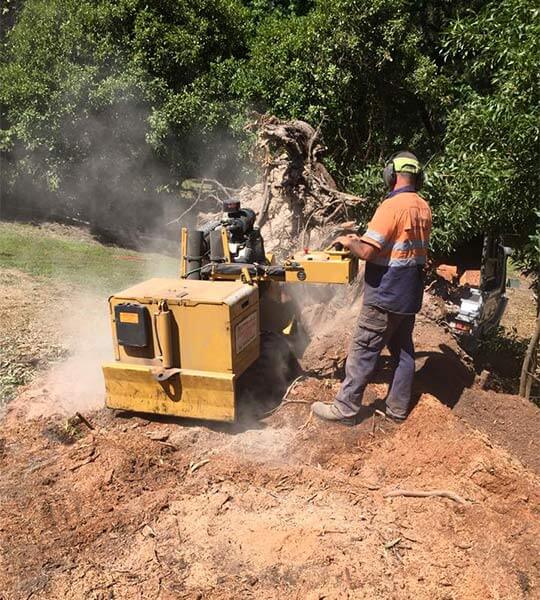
[
  {"x1": 3, "y1": 103, "x2": 192, "y2": 252},
  {"x1": 286, "y1": 276, "x2": 364, "y2": 341},
  {"x1": 20, "y1": 291, "x2": 110, "y2": 418}
]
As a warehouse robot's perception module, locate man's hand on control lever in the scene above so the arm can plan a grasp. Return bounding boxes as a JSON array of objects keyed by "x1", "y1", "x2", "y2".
[{"x1": 333, "y1": 235, "x2": 379, "y2": 262}]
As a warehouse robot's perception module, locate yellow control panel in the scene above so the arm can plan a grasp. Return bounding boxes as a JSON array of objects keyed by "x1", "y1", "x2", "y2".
[{"x1": 284, "y1": 249, "x2": 358, "y2": 284}]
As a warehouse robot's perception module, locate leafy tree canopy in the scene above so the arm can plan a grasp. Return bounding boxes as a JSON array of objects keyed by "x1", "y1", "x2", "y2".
[{"x1": 0, "y1": 0, "x2": 538, "y2": 264}]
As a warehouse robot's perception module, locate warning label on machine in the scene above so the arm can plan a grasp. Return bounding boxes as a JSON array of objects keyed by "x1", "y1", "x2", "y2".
[
  {"x1": 235, "y1": 312, "x2": 258, "y2": 354},
  {"x1": 119, "y1": 312, "x2": 139, "y2": 324}
]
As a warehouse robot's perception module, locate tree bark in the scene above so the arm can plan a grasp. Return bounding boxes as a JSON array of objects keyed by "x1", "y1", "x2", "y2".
[{"x1": 519, "y1": 315, "x2": 540, "y2": 399}]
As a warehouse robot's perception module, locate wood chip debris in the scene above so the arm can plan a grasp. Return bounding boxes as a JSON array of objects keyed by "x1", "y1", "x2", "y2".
[
  {"x1": 75, "y1": 412, "x2": 94, "y2": 430},
  {"x1": 384, "y1": 537, "x2": 402, "y2": 549},
  {"x1": 103, "y1": 469, "x2": 114, "y2": 485},
  {"x1": 142, "y1": 524, "x2": 156, "y2": 538},
  {"x1": 146, "y1": 430, "x2": 170, "y2": 442},
  {"x1": 319, "y1": 528, "x2": 347, "y2": 536},
  {"x1": 70, "y1": 448, "x2": 99, "y2": 471},
  {"x1": 455, "y1": 541, "x2": 473, "y2": 549},
  {"x1": 189, "y1": 458, "x2": 210, "y2": 473}
]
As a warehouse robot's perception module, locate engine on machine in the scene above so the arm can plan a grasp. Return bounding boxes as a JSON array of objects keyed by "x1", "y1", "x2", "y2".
[
  {"x1": 192, "y1": 198, "x2": 267, "y2": 269},
  {"x1": 181, "y1": 198, "x2": 357, "y2": 285}
]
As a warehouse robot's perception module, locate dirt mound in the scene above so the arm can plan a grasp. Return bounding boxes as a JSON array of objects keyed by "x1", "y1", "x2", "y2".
[
  {"x1": 454, "y1": 388, "x2": 540, "y2": 475},
  {"x1": 1, "y1": 392, "x2": 538, "y2": 599},
  {"x1": 1, "y1": 229, "x2": 538, "y2": 599}
]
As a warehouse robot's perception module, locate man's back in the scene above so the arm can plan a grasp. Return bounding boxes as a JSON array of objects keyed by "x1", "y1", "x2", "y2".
[{"x1": 361, "y1": 189, "x2": 432, "y2": 314}]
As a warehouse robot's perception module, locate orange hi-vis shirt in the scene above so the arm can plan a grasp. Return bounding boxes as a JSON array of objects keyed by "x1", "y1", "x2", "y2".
[{"x1": 360, "y1": 186, "x2": 432, "y2": 314}]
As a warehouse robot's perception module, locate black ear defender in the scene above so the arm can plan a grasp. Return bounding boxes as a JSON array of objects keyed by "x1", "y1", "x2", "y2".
[{"x1": 383, "y1": 151, "x2": 424, "y2": 190}]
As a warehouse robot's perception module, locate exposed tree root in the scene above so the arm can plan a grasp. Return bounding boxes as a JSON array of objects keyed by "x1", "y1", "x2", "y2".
[{"x1": 383, "y1": 488, "x2": 467, "y2": 505}]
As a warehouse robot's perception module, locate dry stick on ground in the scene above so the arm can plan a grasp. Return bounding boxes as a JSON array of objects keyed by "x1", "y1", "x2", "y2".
[
  {"x1": 75, "y1": 411, "x2": 94, "y2": 431},
  {"x1": 189, "y1": 458, "x2": 210, "y2": 473},
  {"x1": 263, "y1": 375, "x2": 308, "y2": 416},
  {"x1": 298, "y1": 411, "x2": 313, "y2": 431},
  {"x1": 383, "y1": 489, "x2": 467, "y2": 505}
]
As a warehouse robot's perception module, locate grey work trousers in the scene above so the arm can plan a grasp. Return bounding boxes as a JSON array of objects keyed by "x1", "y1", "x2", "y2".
[{"x1": 335, "y1": 303, "x2": 416, "y2": 419}]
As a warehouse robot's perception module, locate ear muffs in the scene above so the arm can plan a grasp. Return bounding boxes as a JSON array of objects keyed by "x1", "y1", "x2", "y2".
[
  {"x1": 383, "y1": 153, "x2": 423, "y2": 190},
  {"x1": 383, "y1": 160, "x2": 396, "y2": 190}
]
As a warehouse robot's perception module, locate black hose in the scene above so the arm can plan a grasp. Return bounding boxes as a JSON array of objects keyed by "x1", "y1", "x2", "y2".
[{"x1": 182, "y1": 266, "x2": 204, "y2": 279}]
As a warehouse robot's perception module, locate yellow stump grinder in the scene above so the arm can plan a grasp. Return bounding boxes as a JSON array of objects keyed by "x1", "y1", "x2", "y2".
[{"x1": 102, "y1": 199, "x2": 358, "y2": 421}]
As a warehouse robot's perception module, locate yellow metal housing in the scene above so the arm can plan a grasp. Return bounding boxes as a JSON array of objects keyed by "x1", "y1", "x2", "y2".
[
  {"x1": 103, "y1": 278, "x2": 259, "y2": 421},
  {"x1": 284, "y1": 250, "x2": 357, "y2": 284}
]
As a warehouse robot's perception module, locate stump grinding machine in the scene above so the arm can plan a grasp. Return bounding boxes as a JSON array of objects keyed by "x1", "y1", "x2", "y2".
[{"x1": 102, "y1": 199, "x2": 358, "y2": 422}]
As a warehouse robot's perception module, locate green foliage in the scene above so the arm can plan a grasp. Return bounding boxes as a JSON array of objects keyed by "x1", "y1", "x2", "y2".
[
  {"x1": 0, "y1": 0, "x2": 538, "y2": 272},
  {"x1": 234, "y1": 0, "x2": 442, "y2": 171},
  {"x1": 424, "y1": 0, "x2": 540, "y2": 257},
  {"x1": 0, "y1": 0, "x2": 249, "y2": 189}
]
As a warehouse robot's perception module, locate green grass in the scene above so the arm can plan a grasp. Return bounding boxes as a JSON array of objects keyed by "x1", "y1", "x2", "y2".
[{"x1": 0, "y1": 222, "x2": 178, "y2": 293}]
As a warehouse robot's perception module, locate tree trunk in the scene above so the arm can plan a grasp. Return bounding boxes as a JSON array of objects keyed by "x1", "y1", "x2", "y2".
[{"x1": 519, "y1": 315, "x2": 540, "y2": 399}]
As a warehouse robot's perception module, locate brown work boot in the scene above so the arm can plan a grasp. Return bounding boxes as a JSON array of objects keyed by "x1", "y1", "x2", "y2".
[{"x1": 311, "y1": 402, "x2": 356, "y2": 426}]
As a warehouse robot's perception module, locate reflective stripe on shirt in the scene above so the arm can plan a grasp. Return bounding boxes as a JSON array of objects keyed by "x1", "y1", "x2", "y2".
[
  {"x1": 370, "y1": 255, "x2": 427, "y2": 267},
  {"x1": 363, "y1": 229, "x2": 386, "y2": 246}
]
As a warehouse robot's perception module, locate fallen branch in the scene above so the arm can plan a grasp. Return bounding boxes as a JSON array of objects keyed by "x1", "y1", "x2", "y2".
[
  {"x1": 263, "y1": 375, "x2": 307, "y2": 416},
  {"x1": 199, "y1": 178, "x2": 238, "y2": 199},
  {"x1": 166, "y1": 178, "x2": 230, "y2": 226},
  {"x1": 319, "y1": 528, "x2": 347, "y2": 536},
  {"x1": 383, "y1": 488, "x2": 466, "y2": 505},
  {"x1": 75, "y1": 412, "x2": 94, "y2": 431},
  {"x1": 166, "y1": 178, "x2": 207, "y2": 226},
  {"x1": 282, "y1": 375, "x2": 305, "y2": 401}
]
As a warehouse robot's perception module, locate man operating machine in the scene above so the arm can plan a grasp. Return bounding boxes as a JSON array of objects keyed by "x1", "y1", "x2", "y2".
[{"x1": 312, "y1": 151, "x2": 432, "y2": 424}]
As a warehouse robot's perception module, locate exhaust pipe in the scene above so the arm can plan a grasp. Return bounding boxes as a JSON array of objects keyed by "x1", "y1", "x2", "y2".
[{"x1": 155, "y1": 300, "x2": 174, "y2": 369}]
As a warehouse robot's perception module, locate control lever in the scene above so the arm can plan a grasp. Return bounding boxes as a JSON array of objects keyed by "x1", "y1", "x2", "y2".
[{"x1": 325, "y1": 241, "x2": 345, "y2": 252}]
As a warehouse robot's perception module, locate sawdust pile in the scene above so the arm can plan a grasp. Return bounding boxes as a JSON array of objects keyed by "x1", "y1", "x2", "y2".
[{"x1": 1, "y1": 393, "x2": 538, "y2": 599}]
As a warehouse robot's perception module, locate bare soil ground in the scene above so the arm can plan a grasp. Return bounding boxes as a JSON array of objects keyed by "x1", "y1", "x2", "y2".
[
  {"x1": 0, "y1": 269, "x2": 67, "y2": 406},
  {"x1": 1, "y1": 390, "x2": 539, "y2": 600},
  {"x1": 0, "y1": 237, "x2": 539, "y2": 599}
]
